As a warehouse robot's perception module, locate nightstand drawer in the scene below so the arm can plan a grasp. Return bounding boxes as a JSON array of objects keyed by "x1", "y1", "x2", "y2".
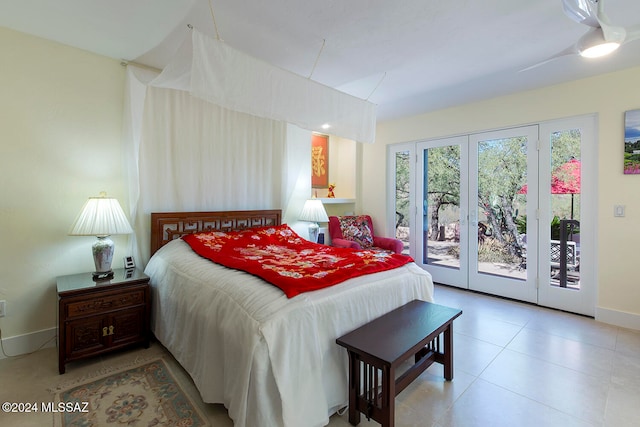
[{"x1": 65, "y1": 288, "x2": 146, "y2": 319}]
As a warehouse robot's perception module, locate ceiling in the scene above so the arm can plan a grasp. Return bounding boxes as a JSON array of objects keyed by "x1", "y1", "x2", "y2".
[{"x1": 2, "y1": 0, "x2": 640, "y2": 121}]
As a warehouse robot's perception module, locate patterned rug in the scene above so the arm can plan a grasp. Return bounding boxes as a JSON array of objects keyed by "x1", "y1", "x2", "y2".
[{"x1": 50, "y1": 358, "x2": 209, "y2": 427}]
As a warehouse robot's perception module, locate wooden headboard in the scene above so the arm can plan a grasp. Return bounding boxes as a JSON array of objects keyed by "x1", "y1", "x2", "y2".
[{"x1": 150, "y1": 209, "x2": 282, "y2": 256}]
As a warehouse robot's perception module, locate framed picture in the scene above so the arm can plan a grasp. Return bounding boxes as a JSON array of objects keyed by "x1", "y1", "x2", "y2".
[
  {"x1": 624, "y1": 109, "x2": 640, "y2": 174},
  {"x1": 312, "y1": 134, "x2": 329, "y2": 188},
  {"x1": 124, "y1": 256, "x2": 136, "y2": 269}
]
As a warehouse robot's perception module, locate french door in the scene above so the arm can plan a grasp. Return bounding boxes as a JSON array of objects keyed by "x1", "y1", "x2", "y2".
[
  {"x1": 415, "y1": 126, "x2": 539, "y2": 303},
  {"x1": 537, "y1": 116, "x2": 596, "y2": 314},
  {"x1": 389, "y1": 116, "x2": 596, "y2": 315}
]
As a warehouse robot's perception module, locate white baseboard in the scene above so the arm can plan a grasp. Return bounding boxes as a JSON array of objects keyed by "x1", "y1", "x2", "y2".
[
  {"x1": 596, "y1": 307, "x2": 640, "y2": 331},
  {"x1": 0, "y1": 327, "x2": 57, "y2": 359}
]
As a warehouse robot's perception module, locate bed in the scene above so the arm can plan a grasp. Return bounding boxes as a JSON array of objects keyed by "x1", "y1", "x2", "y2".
[{"x1": 145, "y1": 210, "x2": 434, "y2": 427}]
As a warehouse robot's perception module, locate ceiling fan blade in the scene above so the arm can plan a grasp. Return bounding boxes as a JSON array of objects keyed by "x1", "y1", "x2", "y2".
[
  {"x1": 592, "y1": 0, "x2": 627, "y2": 43},
  {"x1": 562, "y1": 0, "x2": 599, "y2": 27},
  {"x1": 624, "y1": 24, "x2": 640, "y2": 43},
  {"x1": 594, "y1": 0, "x2": 613, "y2": 25},
  {"x1": 599, "y1": 22, "x2": 627, "y2": 43},
  {"x1": 519, "y1": 44, "x2": 578, "y2": 72}
]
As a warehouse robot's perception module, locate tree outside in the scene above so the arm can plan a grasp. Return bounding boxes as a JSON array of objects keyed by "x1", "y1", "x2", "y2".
[
  {"x1": 394, "y1": 151, "x2": 411, "y2": 251},
  {"x1": 395, "y1": 129, "x2": 581, "y2": 274}
]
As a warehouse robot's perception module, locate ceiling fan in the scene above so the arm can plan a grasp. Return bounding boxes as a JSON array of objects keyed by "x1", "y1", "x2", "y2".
[{"x1": 522, "y1": 0, "x2": 640, "y2": 71}]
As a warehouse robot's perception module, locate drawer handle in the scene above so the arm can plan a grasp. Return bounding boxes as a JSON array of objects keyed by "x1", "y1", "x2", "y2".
[
  {"x1": 99, "y1": 297, "x2": 130, "y2": 308},
  {"x1": 102, "y1": 325, "x2": 115, "y2": 337}
]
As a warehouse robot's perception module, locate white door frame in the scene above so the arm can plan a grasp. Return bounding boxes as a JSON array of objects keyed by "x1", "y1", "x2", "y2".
[{"x1": 537, "y1": 115, "x2": 597, "y2": 316}]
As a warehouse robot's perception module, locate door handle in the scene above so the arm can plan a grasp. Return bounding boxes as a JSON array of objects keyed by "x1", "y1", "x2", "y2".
[{"x1": 470, "y1": 210, "x2": 477, "y2": 226}]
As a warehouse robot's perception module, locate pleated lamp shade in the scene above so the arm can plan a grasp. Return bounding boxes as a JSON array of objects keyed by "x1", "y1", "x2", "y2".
[
  {"x1": 69, "y1": 192, "x2": 133, "y2": 279},
  {"x1": 69, "y1": 193, "x2": 133, "y2": 237},
  {"x1": 299, "y1": 199, "x2": 329, "y2": 243}
]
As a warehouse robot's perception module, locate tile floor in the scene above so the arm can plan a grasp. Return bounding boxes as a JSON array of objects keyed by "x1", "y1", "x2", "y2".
[{"x1": 1, "y1": 284, "x2": 639, "y2": 427}]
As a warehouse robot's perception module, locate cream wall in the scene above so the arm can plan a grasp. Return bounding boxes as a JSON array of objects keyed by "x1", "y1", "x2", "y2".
[
  {"x1": 363, "y1": 66, "x2": 640, "y2": 328},
  {"x1": 321, "y1": 136, "x2": 358, "y2": 218},
  {"x1": 0, "y1": 28, "x2": 126, "y2": 348},
  {"x1": 327, "y1": 135, "x2": 357, "y2": 200}
]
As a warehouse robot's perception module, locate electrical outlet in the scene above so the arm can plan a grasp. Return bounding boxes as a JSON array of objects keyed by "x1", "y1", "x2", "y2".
[{"x1": 0, "y1": 300, "x2": 5, "y2": 317}]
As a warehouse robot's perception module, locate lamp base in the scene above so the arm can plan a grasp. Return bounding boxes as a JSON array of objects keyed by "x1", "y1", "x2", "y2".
[
  {"x1": 308, "y1": 222, "x2": 320, "y2": 243},
  {"x1": 93, "y1": 271, "x2": 114, "y2": 281},
  {"x1": 92, "y1": 236, "x2": 115, "y2": 281}
]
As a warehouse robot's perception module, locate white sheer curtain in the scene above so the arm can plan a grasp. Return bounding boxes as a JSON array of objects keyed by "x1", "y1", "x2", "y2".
[
  {"x1": 189, "y1": 30, "x2": 376, "y2": 143},
  {"x1": 143, "y1": 29, "x2": 376, "y2": 143},
  {"x1": 139, "y1": 86, "x2": 285, "y2": 211},
  {"x1": 124, "y1": 66, "x2": 310, "y2": 266}
]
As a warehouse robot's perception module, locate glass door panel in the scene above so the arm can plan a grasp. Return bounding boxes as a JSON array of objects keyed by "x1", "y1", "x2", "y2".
[
  {"x1": 469, "y1": 126, "x2": 538, "y2": 303},
  {"x1": 395, "y1": 150, "x2": 411, "y2": 254},
  {"x1": 475, "y1": 137, "x2": 527, "y2": 280},
  {"x1": 549, "y1": 130, "x2": 581, "y2": 289},
  {"x1": 417, "y1": 136, "x2": 468, "y2": 288},
  {"x1": 388, "y1": 143, "x2": 415, "y2": 257}
]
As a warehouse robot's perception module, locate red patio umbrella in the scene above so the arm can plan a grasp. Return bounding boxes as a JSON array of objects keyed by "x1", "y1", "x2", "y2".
[
  {"x1": 518, "y1": 158, "x2": 581, "y2": 219},
  {"x1": 552, "y1": 158, "x2": 580, "y2": 219}
]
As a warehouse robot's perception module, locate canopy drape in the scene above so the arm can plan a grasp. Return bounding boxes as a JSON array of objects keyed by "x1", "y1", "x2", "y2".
[
  {"x1": 123, "y1": 28, "x2": 371, "y2": 264},
  {"x1": 124, "y1": 66, "x2": 310, "y2": 265},
  {"x1": 153, "y1": 29, "x2": 377, "y2": 143}
]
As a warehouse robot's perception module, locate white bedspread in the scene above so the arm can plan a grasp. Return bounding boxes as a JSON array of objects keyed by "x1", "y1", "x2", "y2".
[{"x1": 146, "y1": 239, "x2": 434, "y2": 427}]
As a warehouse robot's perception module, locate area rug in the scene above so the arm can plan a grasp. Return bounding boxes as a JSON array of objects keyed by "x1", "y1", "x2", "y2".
[{"x1": 50, "y1": 358, "x2": 209, "y2": 427}]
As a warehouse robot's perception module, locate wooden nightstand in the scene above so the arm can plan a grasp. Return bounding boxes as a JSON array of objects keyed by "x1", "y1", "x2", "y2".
[{"x1": 56, "y1": 268, "x2": 151, "y2": 374}]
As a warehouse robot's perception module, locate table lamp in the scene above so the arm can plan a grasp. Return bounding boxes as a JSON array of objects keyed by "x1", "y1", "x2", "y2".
[
  {"x1": 69, "y1": 192, "x2": 133, "y2": 280},
  {"x1": 299, "y1": 199, "x2": 329, "y2": 243}
]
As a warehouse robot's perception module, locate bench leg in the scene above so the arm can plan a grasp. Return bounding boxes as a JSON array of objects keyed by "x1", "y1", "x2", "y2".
[
  {"x1": 347, "y1": 351, "x2": 361, "y2": 426},
  {"x1": 443, "y1": 323, "x2": 454, "y2": 380},
  {"x1": 381, "y1": 364, "x2": 395, "y2": 427}
]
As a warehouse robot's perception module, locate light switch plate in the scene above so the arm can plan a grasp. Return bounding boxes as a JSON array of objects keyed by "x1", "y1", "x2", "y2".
[{"x1": 614, "y1": 205, "x2": 625, "y2": 217}]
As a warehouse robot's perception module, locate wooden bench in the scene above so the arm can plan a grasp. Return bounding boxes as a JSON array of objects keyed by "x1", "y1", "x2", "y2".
[{"x1": 336, "y1": 300, "x2": 462, "y2": 427}]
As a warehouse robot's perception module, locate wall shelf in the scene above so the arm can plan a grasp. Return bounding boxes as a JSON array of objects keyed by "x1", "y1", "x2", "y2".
[{"x1": 318, "y1": 198, "x2": 355, "y2": 204}]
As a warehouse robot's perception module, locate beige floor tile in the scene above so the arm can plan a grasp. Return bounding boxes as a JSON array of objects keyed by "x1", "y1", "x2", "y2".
[
  {"x1": 454, "y1": 312, "x2": 524, "y2": 347},
  {"x1": 506, "y1": 327, "x2": 615, "y2": 379},
  {"x1": 452, "y1": 296, "x2": 539, "y2": 328},
  {"x1": 452, "y1": 333, "x2": 503, "y2": 376},
  {"x1": 611, "y1": 351, "x2": 640, "y2": 391},
  {"x1": 437, "y1": 378, "x2": 595, "y2": 427},
  {"x1": 615, "y1": 327, "x2": 640, "y2": 357},
  {"x1": 479, "y1": 349, "x2": 609, "y2": 424},
  {"x1": 524, "y1": 310, "x2": 619, "y2": 350},
  {"x1": 604, "y1": 380, "x2": 640, "y2": 427},
  {"x1": 394, "y1": 367, "x2": 476, "y2": 426}
]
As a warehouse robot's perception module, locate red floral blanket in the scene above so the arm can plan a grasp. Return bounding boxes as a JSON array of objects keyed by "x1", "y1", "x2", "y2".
[{"x1": 182, "y1": 224, "x2": 413, "y2": 298}]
